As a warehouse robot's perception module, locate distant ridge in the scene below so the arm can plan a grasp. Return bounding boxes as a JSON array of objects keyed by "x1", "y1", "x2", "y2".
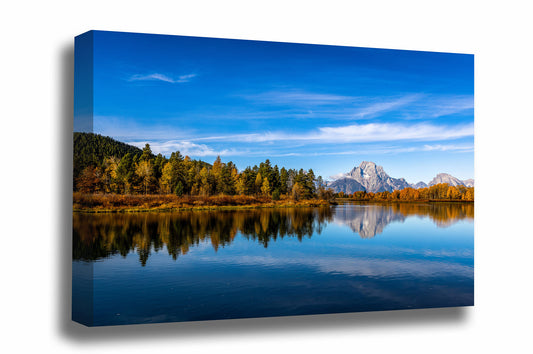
[
  {"x1": 412, "y1": 181, "x2": 428, "y2": 189},
  {"x1": 328, "y1": 161, "x2": 473, "y2": 193},
  {"x1": 428, "y1": 173, "x2": 466, "y2": 187}
]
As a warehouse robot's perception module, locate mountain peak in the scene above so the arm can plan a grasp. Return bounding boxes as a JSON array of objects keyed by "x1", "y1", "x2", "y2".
[
  {"x1": 329, "y1": 162, "x2": 474, "y2": 193},
  {"x1": 428, "y1": 173, "x2": 465, "y2": 187},
  {"x1": 359, "y1": 161, "x2": 376, "y2": 168},
  {"x1": 412, "y1": 181, "x2": 428, "y2": 189},
  {"x1": 332, "y1": 161, "x2": 410, "y2": 193}
]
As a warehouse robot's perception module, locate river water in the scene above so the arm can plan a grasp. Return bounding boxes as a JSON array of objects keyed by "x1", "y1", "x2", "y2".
[{"x1": 72, "y1": 202, "x2": 474, "y2": 326}]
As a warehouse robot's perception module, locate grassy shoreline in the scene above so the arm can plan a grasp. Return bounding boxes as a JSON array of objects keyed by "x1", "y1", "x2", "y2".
[
  {"x1": 73, "y1": 193, "x2": 473, "y2": 214},
  {"x1": 73, "y1": 193, "x2": 334, "y2": 213}
]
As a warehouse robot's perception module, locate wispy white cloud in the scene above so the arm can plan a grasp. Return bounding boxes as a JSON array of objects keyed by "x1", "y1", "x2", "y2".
[
  {"x1": 238, "y1": 91, "x2": 472, "y2": 122},
  {"x1": 421, "y1": 144, "x2": 474, "y2": 152},
  {"x1": 316, "y1": 123, "x2": 474, "y2": 143},
  {"x1": 329, "y1": 172, "x2": 350, "y2": 180},
  {"x1": 175, "y1": 74, "x2": 196, "y2": 82},
  {"x1": 128, "y1": 73, "x2": 197, "y2": 84},
  {"x1": 126, "y1": 140, "x2": 245, "y2": 157},
  {"x1": 195, "y1": 122, "x2": 474, "y2": 144},
  {"x1": 352, "y1": 94, "x2": 421, "y2": 119},
  {"x1": 264, "y1": 143, "x2": 474, "y2": 160},
  {"x1": 242, "y1": 90, "x2": 353, "y2": 105},
  {"x1": 403, "y1": 95, "x2": 474, "y2": 120}
]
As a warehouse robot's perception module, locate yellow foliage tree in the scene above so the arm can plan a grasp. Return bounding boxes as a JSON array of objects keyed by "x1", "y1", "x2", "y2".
[
  {"x1": 261, "y1": 177, "x2": 271, "y2": 196},
  {"x1": 160, "y1": 162, "x2": 173, "y2": 194},
  {"x1": 135, "y1": 160, "x2": 153, "y2": 195},
  {"x1": 255, "y1": 172, "x2": 263, "y2": 195}
]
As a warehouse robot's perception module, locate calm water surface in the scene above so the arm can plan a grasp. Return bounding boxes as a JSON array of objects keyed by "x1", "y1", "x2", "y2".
[{"x1": 72, "y1": 202, "x2": 474, "y2": 326}]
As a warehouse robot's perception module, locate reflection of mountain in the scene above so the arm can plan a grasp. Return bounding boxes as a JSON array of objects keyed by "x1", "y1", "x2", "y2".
[
  {"x1": 333, "y1": 205, "x2": 406, "y2": 238},
  {"x1": 333, "y1": 202, "x2": 474, "y2": 238}
]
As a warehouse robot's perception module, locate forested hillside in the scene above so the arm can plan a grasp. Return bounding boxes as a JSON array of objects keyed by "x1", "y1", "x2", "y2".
[
  {"x1": 73, "y1": 133, "x2": 328, "y2": 201},
  {"x1": 74, "y1": 132, "x2": 144, "y2": 180}
]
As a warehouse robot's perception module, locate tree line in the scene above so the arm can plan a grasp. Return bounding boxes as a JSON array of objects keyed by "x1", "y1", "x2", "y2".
[
  {"x1": 74, "y1": 133, "x2": 473, "y2": 203},
  {"x1": 74, "y1": 133, "x2": 331, "y2": 201},
  {"x1": 335, "y1": 183, "x2": 474, "y2": 202}
]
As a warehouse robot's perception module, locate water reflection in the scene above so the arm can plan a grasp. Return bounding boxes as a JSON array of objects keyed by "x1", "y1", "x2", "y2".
[
  {"x1": 73, "y1": 207, "x2": 333, "y2": 265},
  {"x1": 73, "y1": 202, "x2": 473, "y2": 265},
  {"x1": 335, "y1": 202, "x2": 474, "y2": 238}
]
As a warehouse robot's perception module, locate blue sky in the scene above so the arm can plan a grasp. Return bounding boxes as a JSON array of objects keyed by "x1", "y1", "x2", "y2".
[{"x1": 85, "y1": 30, "x2": 474, "y2": 183}]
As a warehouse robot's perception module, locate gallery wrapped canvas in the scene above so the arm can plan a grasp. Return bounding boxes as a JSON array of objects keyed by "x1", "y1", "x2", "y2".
[{"x1": 72, "y1": 30, "x2": 474, "y2": 326}]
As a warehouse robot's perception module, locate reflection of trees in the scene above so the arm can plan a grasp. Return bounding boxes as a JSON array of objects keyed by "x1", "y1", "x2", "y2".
[
  {"x1": 391, "y1": 202, "x2": 474, "y2": 228},
  {"x1": 73, "y1": 203, "x2": 473, "y2": 265},
  {"x1": 73, "y1": 207, "x2": 333, "y2": 265},
  {"x1": 334, "y1": 202, "x2": 474, "y2": 238}
]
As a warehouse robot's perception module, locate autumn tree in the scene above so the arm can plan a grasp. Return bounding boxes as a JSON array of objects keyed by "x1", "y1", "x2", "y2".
[
  {"x1": 255, "y1": 172, "x2": 263, "y2": 196},
  {"x1": 391, "y1": 189, "x2": 401, "y2": 200},
  {"x1": 399, "y1": 187, "x2": 419, "y2": 201},
  {"x1": 136, "y1": 160, "x2": 153, "y2": 195},
  {"x1": 76, "y1": 166, "x2": 102, "y2": 193},
  {"x1": 318, "y1": 187, "x2": 335, "y2": 202},
  {"x1": 160, "y1": 162, "x2": 174, "y2": 194},
  {"x1": 463, "y1": 187, "x2": 474, "y2": 201},
  {"x1": 212, "y1": 156, "x2": 223, "y2": 194},
  {"x1": 292, "y1": 182, "x2": 304, "y2": 200},
  {"x1": 199, "y1": 167, "x2": 212, "y2": 196},
  {"x1": 235, "y1": 174, "x2": 246, "y2": 195},
  {"x1": 446, "y1": 186, "x2": 460, "y2": 200},
  {"x1": 102, "y1": 156, "x2": 120, "y2": 193},
  {"x1": 261, "y1": 177, "x2": 271, "y2": 196}
]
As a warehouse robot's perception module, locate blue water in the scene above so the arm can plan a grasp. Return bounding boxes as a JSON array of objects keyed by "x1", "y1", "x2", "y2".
[{"x1": 72, "y1": 202, "x2": 474, "y2": 326}]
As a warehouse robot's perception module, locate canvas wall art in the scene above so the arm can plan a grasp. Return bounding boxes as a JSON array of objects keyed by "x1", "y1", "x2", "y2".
[{"x1": 72, "y1": 30, "x2": 474, "y2": 326}]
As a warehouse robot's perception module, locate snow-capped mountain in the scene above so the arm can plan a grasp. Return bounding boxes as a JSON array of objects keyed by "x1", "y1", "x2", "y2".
[
  {"x1": 328, "y1": 161, "x2": 411, "y2": 193},
  {"x1": 327, "y1": 162, "x2": 473, "y2": 193}
]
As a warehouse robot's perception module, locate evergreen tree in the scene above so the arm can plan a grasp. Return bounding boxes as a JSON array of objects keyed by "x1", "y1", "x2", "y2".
[
  {"x1": 174, "y1": 181, "x2": 184, "y2": 196},
  {"x1": 140, "y1": 143, "x2": 153, "y2": 162},
  {"x1": 279, "y1": 167, "x2": 289, "y2": 195}
]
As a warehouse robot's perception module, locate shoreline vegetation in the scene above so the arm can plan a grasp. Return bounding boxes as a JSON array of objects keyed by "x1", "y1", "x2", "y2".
[
  {"x1": 334, "y1": 184, "x2": 474, "y2": 203},
  {"x1": 73, "y1": 193, "x2": 334, "y2": 213},
  {"x1": 73, "y1": 192, "x2": 473, "y2": 213},
  {"x1": 73, "y1": 133, "x2": 474, "y2": 212}
]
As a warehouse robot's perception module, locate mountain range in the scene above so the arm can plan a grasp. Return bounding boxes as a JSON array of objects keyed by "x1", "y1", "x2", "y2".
[{"x1": 327, "y1": 161, "x2": 474, "y2": 194}]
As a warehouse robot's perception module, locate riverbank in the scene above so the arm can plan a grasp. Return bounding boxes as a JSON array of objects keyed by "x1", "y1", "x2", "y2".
[{"x1": 73, "y1": 193, "x2": 335, "y2": 213}]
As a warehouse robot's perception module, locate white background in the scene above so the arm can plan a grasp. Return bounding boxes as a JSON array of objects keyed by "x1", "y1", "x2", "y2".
[{"x1": 2, "y1": 0, "x2": 532, "y2": 353}]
